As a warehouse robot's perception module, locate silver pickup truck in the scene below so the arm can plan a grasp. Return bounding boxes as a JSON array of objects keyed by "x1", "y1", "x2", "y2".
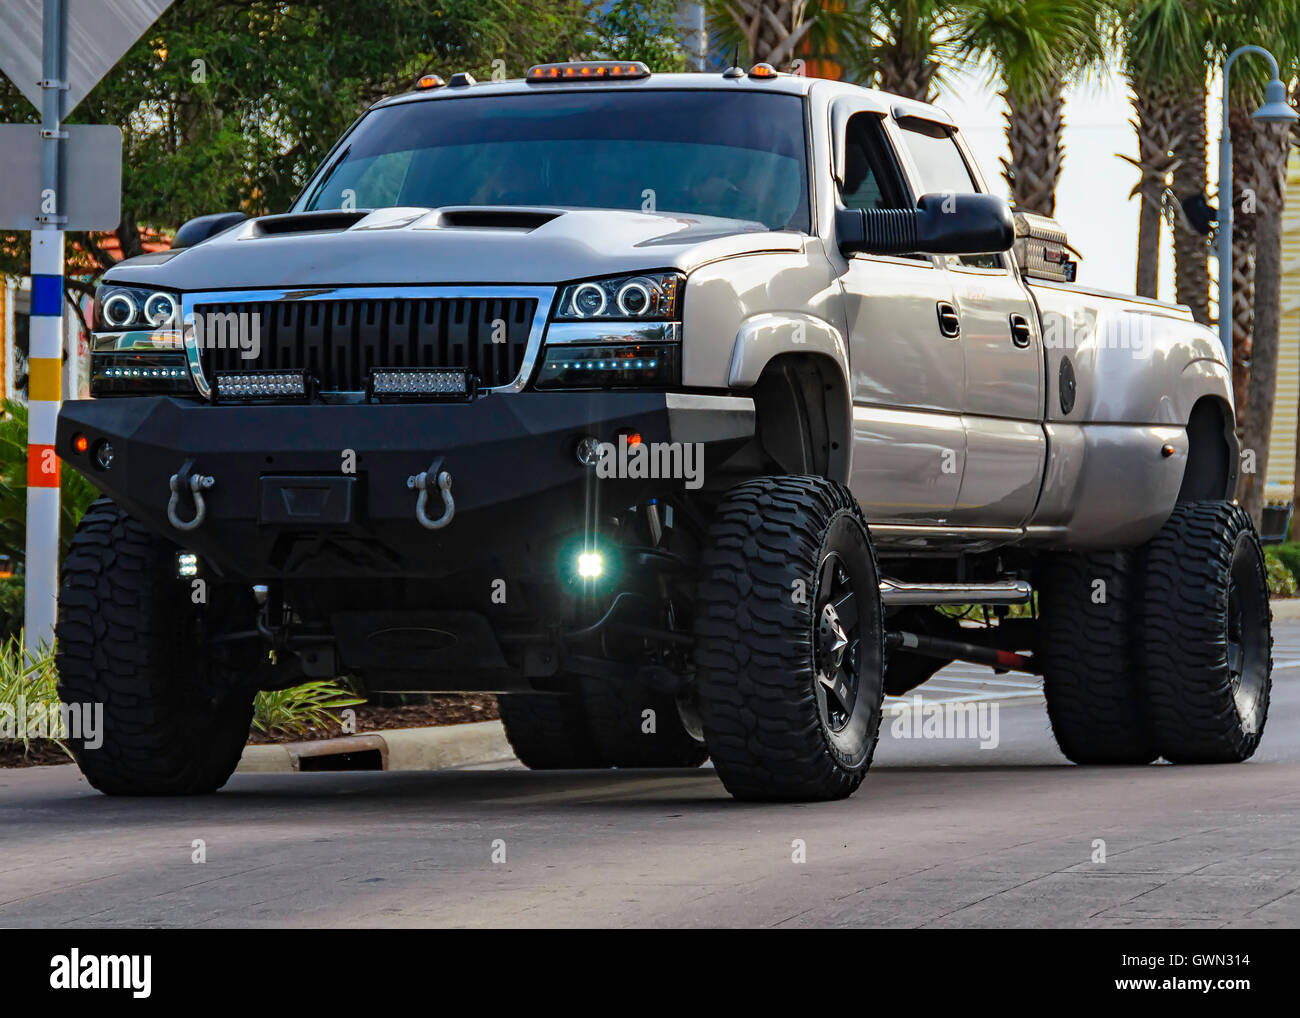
[{"x1": 56, "y1": 62, "x2": 1271, "y2": 802}]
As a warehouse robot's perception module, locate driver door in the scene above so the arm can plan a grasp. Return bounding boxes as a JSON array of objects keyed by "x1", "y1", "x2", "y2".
[{"x1": 835, "y1": 107, "x2": 965, "y2": 525}]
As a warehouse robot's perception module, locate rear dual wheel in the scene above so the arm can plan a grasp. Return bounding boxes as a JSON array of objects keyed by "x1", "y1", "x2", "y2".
[
  {"x1": 1039, "y1": 500, "x2": 1271, "y2": 766},
  {"x1": 499, "y1": 681, "x2": 706, "y2": 770}
]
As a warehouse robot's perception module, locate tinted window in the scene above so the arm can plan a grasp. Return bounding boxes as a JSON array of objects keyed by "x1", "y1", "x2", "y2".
[
  {"x1": 897, "y1": 122, "x2": 978, "y2": 196},
  {"x1": 300, "y1": 90, "x2": 810, "y2": 232},
  {"x1": 898, "y1": 122, "x2": 1002, "y2": 268},
  {"x1": 839, "y1": 113, "x2": 908, "y2": 210}
]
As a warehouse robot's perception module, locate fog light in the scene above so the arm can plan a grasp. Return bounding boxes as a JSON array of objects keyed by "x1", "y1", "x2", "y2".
[
  {"x1": 93, "y1": 440, "x2": 114, "y2": 471},
  {"x1": 176, "y1": 552, "x2": 198, "y2": 578},
  {"x1": 576, "y1": 550, "x2": 605, "y2": 579},
  {"x1": 575, "y1": 435, "x2": 602, "y2": 467}
]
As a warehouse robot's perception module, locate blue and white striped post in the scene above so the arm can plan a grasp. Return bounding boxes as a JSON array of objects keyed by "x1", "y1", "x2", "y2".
[{"x1": 24, "y1": 0, "x2": 66, "y2": 649}]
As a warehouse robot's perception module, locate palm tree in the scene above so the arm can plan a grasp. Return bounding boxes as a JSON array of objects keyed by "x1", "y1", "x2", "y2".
[
  {"x1": 705, "y1": 1, "x2": 865, "y2": 70},
  {"x1": 953, "y1": 0, "x2": 1107, "y2": 217},
  {"x1": 1169, "y1": 73, "x2": 1213, "y2": 324},
  {"x1": 1113, "y1": 0, "x2": 1215, "y2": 300},
  {"x1": 853, "y1": 1, "x2": 959, "y2": 101},
  {"x1": 1225, "y1": 0, "x2": 1299, "y2": 521}
]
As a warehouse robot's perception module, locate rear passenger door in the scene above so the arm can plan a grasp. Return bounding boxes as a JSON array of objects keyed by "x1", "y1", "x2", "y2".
[
  {"x1": 835, "y1": 106, "x2": 965, "y2": 525},
  {"x1": 889, "y1": 117, "x2": 1046, "y2": 527}
]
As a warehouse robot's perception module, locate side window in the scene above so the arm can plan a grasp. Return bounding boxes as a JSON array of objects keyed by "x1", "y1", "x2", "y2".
[
  {"x1": 839, "y1": 113, "x2": 909, "y2": 211},
  {"x1": 897, "y1": 121, "x2": 1004, "y2": 269}
]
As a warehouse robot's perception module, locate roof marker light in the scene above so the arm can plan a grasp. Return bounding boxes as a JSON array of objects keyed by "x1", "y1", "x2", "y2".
[
  {"x1": 527, "y1": 61, "x2": 651, "y2": 83},
  {"x1": 749, "y1": 63, "x2": 779, "y2": 79},
  {"x1": 414, "y1": 73, "x2": 445, "y2": 90}
]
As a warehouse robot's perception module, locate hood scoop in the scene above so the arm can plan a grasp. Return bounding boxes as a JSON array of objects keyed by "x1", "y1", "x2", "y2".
[
  {"x1": 425, "y1": 207, "x2": 562, "y2": 232},
  {"x1": 253, "y1": 210, "x2": 370, "y2": 236}
]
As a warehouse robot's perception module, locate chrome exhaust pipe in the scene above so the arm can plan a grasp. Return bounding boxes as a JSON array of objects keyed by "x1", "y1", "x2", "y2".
[{"x1": 878, "y1": 578, "x2": 1033, "y2": 607}]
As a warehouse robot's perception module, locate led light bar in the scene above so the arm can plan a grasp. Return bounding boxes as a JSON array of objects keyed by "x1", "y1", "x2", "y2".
[
  {"x1": 534, "y1": 343, "x2": 678, "y2": 389},
  {"x1": 369, "y1": 368, "x2": 474, "y2": 402},
  {"x1": 90, "y1": 352, "x2": 196, "y2": 397},
  {"x1": 214, "y1": 370, "x2": 309, "y2": 402}
]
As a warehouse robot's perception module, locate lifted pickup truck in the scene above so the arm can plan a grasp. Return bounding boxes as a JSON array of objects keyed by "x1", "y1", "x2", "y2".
[{"x1": 57, "y1": 61, "x2": 1270, "y2": 801}]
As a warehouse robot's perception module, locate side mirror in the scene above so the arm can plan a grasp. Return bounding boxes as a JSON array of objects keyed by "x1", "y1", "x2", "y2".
[
  {"x1": 171, "y1": 211, "x2": 248, "y2": 250},
  {"x1": 837, "y1": 193, "x2": 1014, "y2": 257}
]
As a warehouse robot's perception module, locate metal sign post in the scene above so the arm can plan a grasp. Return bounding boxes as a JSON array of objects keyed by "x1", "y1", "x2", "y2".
[
  {"x1": 24, "y1": 0, "x2": 67, "y2": 650},
  {"x1": 0, "y1": 0, "x2": 176, "y2": 649}
]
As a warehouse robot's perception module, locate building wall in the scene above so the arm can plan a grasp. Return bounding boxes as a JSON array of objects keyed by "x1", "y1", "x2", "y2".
[{"x1": 1265, "y1": 149, "x2": 1300, "y2": 505}]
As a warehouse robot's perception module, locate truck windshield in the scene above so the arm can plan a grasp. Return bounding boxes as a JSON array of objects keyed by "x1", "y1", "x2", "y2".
[{"x1": 298, "y1": 89, "x2": 810, "y2": 232}]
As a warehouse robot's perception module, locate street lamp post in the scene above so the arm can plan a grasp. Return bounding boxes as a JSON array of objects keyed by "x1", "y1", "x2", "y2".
[{"x1": 1216, "y1": 45, "x2": 1299, "y2": 358}]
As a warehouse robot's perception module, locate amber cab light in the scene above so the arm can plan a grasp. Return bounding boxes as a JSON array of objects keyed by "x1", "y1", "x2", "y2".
[{"x1": 527, "y1": 61, "x2": 650, "y2": 82}]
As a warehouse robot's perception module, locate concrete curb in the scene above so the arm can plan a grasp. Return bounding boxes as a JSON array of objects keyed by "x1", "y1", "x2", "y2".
[
  {"x1": 1273, "y1": 598, "x2": 1300, "y2": 620},
  {"x1": 236, "y1": 719, "x2": 514, "y2": 774}
]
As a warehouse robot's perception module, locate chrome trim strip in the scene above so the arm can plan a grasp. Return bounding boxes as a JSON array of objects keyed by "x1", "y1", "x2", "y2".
[
  {"x1": 878, "y1": 577, "x2": 1032, "y2": 607},
  {"x1": 543, "y1": 321, "x2": 680, "y2": 345},
  {"x1": 664, "y1": 393, "x2": 754, "y2": 412},
  {"x1": 179, "y1": 285, "x2": 557, "y2": 400}
]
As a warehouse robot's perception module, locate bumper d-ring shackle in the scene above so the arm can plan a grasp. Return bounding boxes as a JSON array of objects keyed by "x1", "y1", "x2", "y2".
[
  {"x1": 167, "y1": 471, "x2": 216, "y2": 532},
  {"x1": 164, "y1": 460, "x2": 454, "y2": 532},
  {"x1": 407, "y1": 462, "x2": 455, "y2": 530}
]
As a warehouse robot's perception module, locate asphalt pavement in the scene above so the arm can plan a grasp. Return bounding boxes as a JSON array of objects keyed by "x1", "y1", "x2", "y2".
[{"x1": 2, "y1": 623, "x2": 1298, "y2": 928}]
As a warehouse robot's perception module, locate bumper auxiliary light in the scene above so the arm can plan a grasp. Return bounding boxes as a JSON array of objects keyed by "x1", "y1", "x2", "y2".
[
  {"x1": 214, "y1": 370, "x2": 309, "y2": 402},
  {"x1": 369, "y1": 367, "x2": 474, "y2": 402}
]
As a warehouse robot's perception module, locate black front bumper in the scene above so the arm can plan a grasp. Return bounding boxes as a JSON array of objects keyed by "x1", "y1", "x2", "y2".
[{"x1": 57, "y1": 391, "x2": 754, "y2": 580}]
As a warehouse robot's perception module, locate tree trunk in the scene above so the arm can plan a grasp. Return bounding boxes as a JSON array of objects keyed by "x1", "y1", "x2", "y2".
[
  {"x1": 1003, "y1": 75, "x2": 1065, "y2": 216},
  {"x1": 1237, "y1": 122, "x2": 1290, "y2": 525},
  {"x1": 724, "y1": 0, "x2": 812, "y2": 69},
  {"x1": 1127, "y1": 86, "x2": 1180, "y2": 299},
  {"x1": 1171, "y1": 86, "x2": 1211, "y2": 325},
  {"x1": 872, "y1": 31, "x2": 937, "y2": 102},
  {"x1": 1229, "y1": 106, "x2": 1261, "y2": 416}
]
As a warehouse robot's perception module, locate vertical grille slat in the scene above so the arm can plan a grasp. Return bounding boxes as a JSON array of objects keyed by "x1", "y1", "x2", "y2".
[{"x1": 198, "y1": 296, "x2": 536, "y2": 392}]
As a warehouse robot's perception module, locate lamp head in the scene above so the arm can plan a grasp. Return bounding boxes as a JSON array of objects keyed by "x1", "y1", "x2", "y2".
[{"x1": 1252, "y1": 79, "x2": 1299, "y2": 124}]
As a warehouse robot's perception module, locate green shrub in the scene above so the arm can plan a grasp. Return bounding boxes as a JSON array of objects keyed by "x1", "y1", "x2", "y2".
[
  {"x1": 1265, "y1": 550, "x2": 1297, "y2": 598},
  {"x1": 252, "y1": 679, "x2": 366, "y2": 740},
  {"x1": 0, "y1": 398, "x2": 100, "y2": 567},
  {"x1": 1269, "y1": 543, "x2": 1300, "y2": 587},
  {"x1": 0, "y1": 633, "x2": 68, "y2": 758},
  {"x1": 0, "y1": 576, "x2": 23, "y2": 644}
]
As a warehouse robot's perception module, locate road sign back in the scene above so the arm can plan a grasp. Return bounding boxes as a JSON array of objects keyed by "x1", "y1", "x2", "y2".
[{"x1": 0, "y1": 0, "x2": 177, "y2": 116}]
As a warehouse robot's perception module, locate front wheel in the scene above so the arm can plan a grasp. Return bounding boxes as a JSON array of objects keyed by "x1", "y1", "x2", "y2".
[
  {"x1": 1138, "y1": 501, "x2": 1272, "y2": 763},
  {"x1": 56, "y1": 499, "x2": 258, "y2": 795},
  {"x1": 694, "y1": 476, "x2": 885, "y2": 802}
]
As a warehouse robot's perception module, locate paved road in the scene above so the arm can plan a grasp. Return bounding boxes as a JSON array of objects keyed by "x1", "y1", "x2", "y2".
[{"x1": 3, "y1": 625, "x2": 1299, "y2": 929}]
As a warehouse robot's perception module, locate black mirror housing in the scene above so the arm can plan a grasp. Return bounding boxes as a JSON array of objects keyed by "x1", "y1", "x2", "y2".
[
  {"x1": 172, "y1": 212, "x2": 248, "y2": 250},
  {"x1": 837, "y1": 193, "x2": 1014, "y2": 257}
]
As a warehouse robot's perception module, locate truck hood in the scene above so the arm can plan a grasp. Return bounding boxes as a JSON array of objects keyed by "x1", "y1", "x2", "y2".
[{"x1": 105, "y1": 206, "x2": 806, "y2": 292}]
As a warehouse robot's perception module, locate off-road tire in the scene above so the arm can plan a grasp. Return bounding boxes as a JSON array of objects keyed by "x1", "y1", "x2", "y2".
[
  {"x1": 498, "y1": 692, "x2": 607, "y2": 769},
  {"x1": 56, "y1": 499, "x2": 257, "y2": 795},
  {"x1": 694, "y1": 476, "x2": 885, "y2": 802},
  {"x1": 1138, "y1": 501, "x2": 1272, "y2": 763},
  {"x1": 1038, "y1": 551, "x2": 1156, "y2": 764},
  {"x1": 579, "y1": 678, "x2": 708, "y2": 768}
]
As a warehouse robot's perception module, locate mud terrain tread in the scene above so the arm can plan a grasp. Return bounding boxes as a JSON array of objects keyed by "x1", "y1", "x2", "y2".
[
  {"x1": 694, "y1": 475, "x2": 883, "y2": 801},
  {"x1": 579, "y1": 678, "x2": 708, "y2": 768},
  {"x1": 56, "y1": 498, "x2": 253, "y2": 795},
  {"x1": 498, "y1": 693, "x2": 608, "y2": 769},
  {"x1": 1138, "y1": 501, "x2": 1272, "y2": 763},
  {"x1": 1039, "y1": 551, "x2": 1156, "y2": 764}
]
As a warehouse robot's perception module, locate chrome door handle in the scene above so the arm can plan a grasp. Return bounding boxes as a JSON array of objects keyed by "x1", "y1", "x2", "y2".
[
  {"x1": 1010, "y1": 313, "x2": 1033, "y2": 348},
  {"x1": 936, "y1": 301, "x2": 961, "y2": 338}
]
